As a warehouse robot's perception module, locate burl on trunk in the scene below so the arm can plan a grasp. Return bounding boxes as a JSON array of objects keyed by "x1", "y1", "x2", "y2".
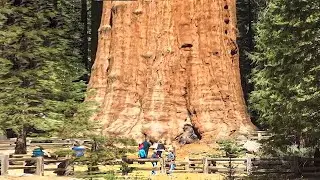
[{"x1": 87, "y1": 0, "x2": 255, "y2": 143}]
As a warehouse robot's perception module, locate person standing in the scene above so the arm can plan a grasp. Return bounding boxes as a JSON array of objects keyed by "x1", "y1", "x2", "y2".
[
  {"x1": 72, "y1": 144, "x2": 86, "y2": 157},
  {"x1": 138, "y1": 143, "x2": 146, "y2": 159},
  {"x1": 151, "y1": 150, "x2": 159, "y2": 175},
  {"x1": 167, "y1": 148, "x2": 175, "y2": 174},
  {"x1": 156, "y1": 141, "x2": 166, "y2": 158},
  {"x1": 142, "y1": 140, "x2": 151, "y2": 157}
]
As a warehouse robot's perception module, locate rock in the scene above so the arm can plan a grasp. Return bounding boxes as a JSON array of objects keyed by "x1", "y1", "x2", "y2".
[
  {"x1": 87, "y1": 0, "x2": 256, "y2": 143},
  {"x1": 243, "y1": 140, "x2": 261, "y2": 153}
]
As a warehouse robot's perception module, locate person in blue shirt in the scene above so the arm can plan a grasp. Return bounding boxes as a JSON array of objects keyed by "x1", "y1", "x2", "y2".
[
  {"x1": 72, "y1": 143, "x2": 86, "y2": 157},
  {"x1": 167, "y1": 148, "x2": 176, "y2": 174},
  {"x1": 138, "y1": 143, "x2": 147, "y2": 158},
  {"x1": 32, "y1": 146, "x2": 51, "y2": 157},
  {"x1": 32, "y1": 147, "x2": 44, "y2": 157}
]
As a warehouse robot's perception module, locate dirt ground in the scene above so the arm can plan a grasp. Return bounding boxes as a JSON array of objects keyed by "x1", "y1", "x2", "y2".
[
  {"x1": 175, "y1": 143, "x2": 220, "y2": 159},
  {"x1": 0, "y1": 174, "x2": 225, "y2": 180},
  {"x1": 0, "y1": 177, "x2": 77, "y2": 180},
  {"x1": 1, "y1": 159, "x2": 226, "y2": 180}
]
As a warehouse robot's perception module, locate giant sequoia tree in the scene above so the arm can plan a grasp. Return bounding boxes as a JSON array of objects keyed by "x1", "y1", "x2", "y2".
[{"x1": 88, "y1": 0, "x2": 255, "y2": 143}]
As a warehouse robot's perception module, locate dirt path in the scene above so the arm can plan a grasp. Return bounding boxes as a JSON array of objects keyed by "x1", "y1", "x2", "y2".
[{"x1": 0, "y1": 174, "x2": 225, "y2": 180}]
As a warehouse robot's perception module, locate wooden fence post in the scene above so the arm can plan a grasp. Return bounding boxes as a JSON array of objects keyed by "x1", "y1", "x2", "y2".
[
  {"x1": 292, "y1": 156, "x2": 300, "y2": 176},
  {"x1": 258, "y1": 132, "x2": 262, "y2": 140},
  {"x1": 246, "y1": 156, "x2": 252, "y2": 175},
  {"x1": 35, "y1": 157, "x2": 44, "y2": 176},
  {"x1": 160, "y1": 157, "x2": 166, "y2": 174},
  {"x1": 203, "y1": 157, "x2": 209, "y2": 174},
  {"x1": 185, "y1": 157, "x2": 190, "y2": 171},
  {"x1": 0, "y1": 155, "x2": 9, "y2": 175}
]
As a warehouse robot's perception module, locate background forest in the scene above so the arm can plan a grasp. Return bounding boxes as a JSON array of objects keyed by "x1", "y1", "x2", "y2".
[{"x1": 0, "y1": 0, "x2": 319, "y2": 156}]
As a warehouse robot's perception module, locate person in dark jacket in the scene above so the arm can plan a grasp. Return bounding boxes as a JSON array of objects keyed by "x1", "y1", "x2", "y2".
[
  {"x1": 151, "y1": 150, "x2": 159, "y2": 175},
  {"x1": 156, "y1": 142, "x2": 165, "y2": 158},
  {"x1": 142, "y1": 140, "x2": 151, "y2": 157}
]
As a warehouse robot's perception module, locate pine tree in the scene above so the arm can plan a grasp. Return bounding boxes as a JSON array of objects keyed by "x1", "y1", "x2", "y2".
[
  {"x1": 250, "y1": 0, "x2": 320, "y2": 151},
  {"x1": 0, "y1": 0, "x2": 87, "y2": 154},
  {"x1": 237, "y1": 0, "x2": 267, "y2": 125}
]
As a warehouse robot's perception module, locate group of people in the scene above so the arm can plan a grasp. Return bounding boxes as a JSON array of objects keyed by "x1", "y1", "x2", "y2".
[
  {"x1": 138, "y1": 140, "x2": 176, "y2": 175},
  {"x1": 28, "y1": 140, "x2": 176, "y2": 176}
]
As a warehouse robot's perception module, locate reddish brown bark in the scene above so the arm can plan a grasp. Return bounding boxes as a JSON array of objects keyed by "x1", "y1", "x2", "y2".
[{"x1": 87, "y1": 0, "x2": 255, "y2": 143}]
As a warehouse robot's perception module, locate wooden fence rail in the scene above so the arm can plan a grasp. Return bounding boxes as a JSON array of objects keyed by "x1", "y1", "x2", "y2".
[
  {"x1": 0, "y1": 155, "x2": 70, "y2": 176},
  {"x1": 2, "y1": 155, "x2": 320, "y2": 177},
  {"x1": 121, "y1": 156, "x2": 320, "y2": 177},
  {"x1": 0, "y1": 130, "x2": 272, "y2": 150}
]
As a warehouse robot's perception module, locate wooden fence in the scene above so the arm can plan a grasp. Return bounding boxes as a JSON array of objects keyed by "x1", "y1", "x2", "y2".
[
  {"x1": 2, "y1": 155, "x2": 320, "y2": 177},
  {"x1": 123, "y1": 156, "x2": 320, "y2": 177},
  {"x1": 0, "y1": 138, "x2": 76, "y2": 151},
  {"x1": 0, "y1": 130, "x2": 283, "y2": 177},
  {"x1": 0, "y1": 130, "x2": 272, "y2": 151},
  {"x1": 248, "y1": 131, "x2": 272, "y2": 141},
  {"x1": 0, "y1": 154, "x2": 70, "y2": 176}
]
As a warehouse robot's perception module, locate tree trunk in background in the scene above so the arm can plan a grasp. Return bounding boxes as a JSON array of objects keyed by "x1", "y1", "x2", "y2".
[
  {"x1": 237, "y1": 0, "x2": 255, "y2": 104},
  {"x1": 90, "y1": 0, "x2": 103, "y2": 67},
  {"x1": 87, "y1": 0, "x2": 256, "y2": 143},
  {"x1": 81, "y1": 0, "x2": 88, "y2": 70},
  {"x1": 53, "y1": 0, "x2": 57, "y2": 10},
  {"x1": 15, "y1": 128, "x2": 27, "y2": 154}
]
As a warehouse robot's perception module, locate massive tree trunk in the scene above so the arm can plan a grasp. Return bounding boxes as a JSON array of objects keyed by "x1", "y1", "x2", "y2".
[{"x1": 87, "y1": 0, "x2": 255, "y2": 143}]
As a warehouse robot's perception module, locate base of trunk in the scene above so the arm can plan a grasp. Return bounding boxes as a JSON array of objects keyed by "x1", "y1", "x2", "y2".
[{"x1": 15, "y1": 129, "x2": 27, "y2": 154}]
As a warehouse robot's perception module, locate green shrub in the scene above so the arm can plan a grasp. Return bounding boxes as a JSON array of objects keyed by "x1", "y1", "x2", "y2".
[{"x1": 217, "y1": 139, "x2": 245, "y2": 157}]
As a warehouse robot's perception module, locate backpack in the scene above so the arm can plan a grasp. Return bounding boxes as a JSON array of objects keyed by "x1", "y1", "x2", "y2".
[
  {"x1": 138, "y1": 149, "x2": 146, "y2": 158},
  {"x1": 32, "y1": 148, "x2": 44, "y2": 157}
]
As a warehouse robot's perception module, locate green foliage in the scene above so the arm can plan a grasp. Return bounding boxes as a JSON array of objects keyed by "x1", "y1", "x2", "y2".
[
  {"x1": 237, "y1": 0, "x2": 267, "y2": 107},
  {"x1": 73, "y1": 135, "x2": 135, "y2": 173},
  {"x1": 217, "y1": 140, "x2": 245, "y2": 157},
  {"x1": 250, "y1": 0, "x2": 320, "y2": 151},
  {"x1": 53, "y1": 149, "x2": 74, "y2": 157},
  {"x1": 58, "y1": 101, "x2": 98, "y2": 138},
  {"x1": 120, "y1": 162, "x2": 133, "y2": 175},
  {"x1": 0, "y1": 0, "x2": 88, "y2": 140},
  {"x1": 75, "y1": 171, "x2": 117, "y2": 179},
  {"x1": 261, "y1": 137, "x2": 315, "y2": 158},
  {"x1": 115, "y1": 137, "x2": 137, "y2": 146}
]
